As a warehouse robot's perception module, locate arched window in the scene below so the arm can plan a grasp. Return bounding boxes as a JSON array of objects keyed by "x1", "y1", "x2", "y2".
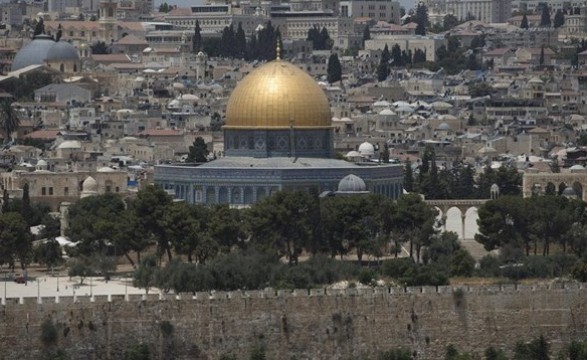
[
  {"x1": 73, "y1": 64, "x2": 77, "y2": 72},
  {"x1": 59, "y1": 64, "x2": 64, "y2": 72}
]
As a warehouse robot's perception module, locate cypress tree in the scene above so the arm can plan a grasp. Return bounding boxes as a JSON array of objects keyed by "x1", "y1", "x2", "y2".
[
  {"x1": 193, "y1": 20, "x2": 202, "y2": 53},
  {"x1": 235, "y1": 22, "x2": 246, "y2": 59},
  {"x1": 539, "y1": 45, "x2": 545, "y2": 65},
  {"x1": 415, "y1": 3, "x2": 428, "y2": 35},
  {"x1": 327, "y1": 53, "x2": 342, "y2": 84},
  {"x1": 540, "y1": 5, "x2": 551, "y2": 27},
  {"x1": 362, "y1": 26, "x2": 370, "y2": 42},
  {"x1": 520, "y1": 14, "x2": 529, "y2": 29},
  {"x1": 554, "y1": 9, "x2": 565, "y2": 28}
]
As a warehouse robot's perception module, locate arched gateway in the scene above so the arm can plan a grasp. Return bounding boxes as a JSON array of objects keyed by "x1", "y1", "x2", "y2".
[{"x1": 425, "y1": 199, "x2": 489, "y2": 240}]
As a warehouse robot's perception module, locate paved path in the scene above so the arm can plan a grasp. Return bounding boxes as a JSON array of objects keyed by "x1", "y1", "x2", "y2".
[{"x1": 1, "y1": 275, "x2": 157, "y2": 302}]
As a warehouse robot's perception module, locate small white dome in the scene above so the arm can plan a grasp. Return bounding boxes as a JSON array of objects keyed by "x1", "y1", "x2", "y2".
[
  {"x1": 570, "y1": 164, "x2": 585, "y2": 170},
  {"x1": 97, "y1": 166, "x2": 116, "y2": 172},
  {"x1": 36, "y1": 159, "x2": 47, "y2": 166},
  {"x1": 345, "y1": 150, "x2": 361, "y2": 158},
  {"x1": 180, "y1": 94, "x2": 198, "y2": 101},
  {"x1": 438, "y1": 122, "x2": 451, "y2": 131},
  {"x1": 373, "y1": 100, "x2": 391, "y2": 107},
  {"x1": 338, "y1": 174, "x2": 367, "y2": 193},
  {"x1": 82, "y1": 176, "x2": 98, "y2": 193},
  {"x1": 358, "y1": 141, "x2": 375, "y2": 156},
  {"x1": 379, "y1": 108, "x2": 396, "y2": 116},
  {"x1": 57, "y1": 140, "x2": 81, "y2": 149}
]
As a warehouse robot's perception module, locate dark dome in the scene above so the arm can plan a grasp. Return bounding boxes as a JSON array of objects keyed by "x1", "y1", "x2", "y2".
[{"x1": 12, "y1": 35, "x2": 79, "y2": 71}]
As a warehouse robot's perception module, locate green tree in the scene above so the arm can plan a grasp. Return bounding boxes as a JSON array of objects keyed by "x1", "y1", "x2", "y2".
[
  {"x1": 540, "y1": 4, "x2": 551, "y2": 27},
  {"x1": 158, "y1": 2, "x2": 169, "y2": 12},
  {"x1": 476, "y1": 196, "x2": 530, "y2": 253},
  {"x1": 0, "y1": 212, "x2": 32, "y2": 271},
  {"x1": 443, "y1": 14, "x2": 459, "y2": 31},
  {"x1": 415, "y1": 2, "x2": 428, "y2": 35},
  {"x1": 539, "y1": 45, "x2": 545, "y2": 65},
  {"x1": 520, "y1": 14, "x2": 529, "y2": 29},
  {"x1": 66, "y1": 193, "x2": 126, "y2": 256},
  {"x1": 0, "y1": 99, "x2": 19, "y2": 143},
  {"x1": 327, "y1": 53, "x2": 342, "y2": 84},
  {"x1": 247, "y1": 190, "x2": 314, "y2": 264},
  {"x1": 133, "y1": 255, "x2": 158, "y2": 294},
  {"x1": 34, "y1": 239, "x2": 63, "y2": 271},
  {"x1": 90, "y1": 41, "x2": 109, "y2": 54},
  {"x1": 187, "y1": 136, "x2": 209, "y2": 163},
  {"x1": 133, "y1": 185, "x2": 173, "y2": 261},
  {"x1": 193, "y1": 20, "x2": 202, "y2": 53},
  {"x1": 554, "y1": 9, "x2": 565, "y2": 28}
]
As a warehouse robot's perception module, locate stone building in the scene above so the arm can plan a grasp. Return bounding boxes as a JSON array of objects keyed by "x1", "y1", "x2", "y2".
[
  {"x1": 11, "y1": 35, "x2": 81, "y2": 73},
  {"x1": 0, "y1": 163, "x2": 128, "y2": 211}
]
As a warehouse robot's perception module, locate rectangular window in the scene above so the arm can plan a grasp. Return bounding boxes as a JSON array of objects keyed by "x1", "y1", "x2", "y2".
[
  {"x1": 115, "y1": 186, "x2": 119, "y2": 193},
  {"x1": 41, "y1": 187, "x2": 46, "y2": 196},
  {"x1": 64, "y1": 187, "x2": 69, "y2": 196},
  {"x1": 49, "y1": 187, "x2": 53, "y2": 195}
]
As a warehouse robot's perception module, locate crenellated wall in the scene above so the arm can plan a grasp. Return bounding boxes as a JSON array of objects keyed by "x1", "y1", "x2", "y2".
[{"x1": 2, "y1": 284, "x2": 587, "y2": 360}]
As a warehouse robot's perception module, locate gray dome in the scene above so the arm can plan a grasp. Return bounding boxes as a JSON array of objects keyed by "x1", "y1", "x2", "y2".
[
  {"x1": 12, "y1": 35, "x2": 79, "y2": 71},
  {"x1": 338, "y1": 174, "x2": 367, "y2": 192},
  {"x1": 46, "y1": 40, "x2": 79, "y2": 61}
]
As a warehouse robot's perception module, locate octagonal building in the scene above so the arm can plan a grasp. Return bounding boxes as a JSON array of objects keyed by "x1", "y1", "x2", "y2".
[{"x1": 154, "y1": 58, "x2": 403, "y2": 205}]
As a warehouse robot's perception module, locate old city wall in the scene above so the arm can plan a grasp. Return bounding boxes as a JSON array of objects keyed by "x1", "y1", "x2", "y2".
[{"x1": 2, "y1": 284, "x2": 587, "y2": 360}]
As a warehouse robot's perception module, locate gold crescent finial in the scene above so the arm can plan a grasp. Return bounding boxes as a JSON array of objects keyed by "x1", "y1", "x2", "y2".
[{"x1": 276, "y1": 38, "x2": 281, "y2": 60}]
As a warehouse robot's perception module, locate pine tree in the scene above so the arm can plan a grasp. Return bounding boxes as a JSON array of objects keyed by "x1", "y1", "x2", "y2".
[
  {"x1": 540, "y1": 4, "x2": 551, "y2": 27},
  {"x1": 539, "y1": 45, "x2": 545, "y2": 65},
  {"x1": 554, "y1": 9, "x2": 565, "y2": 28},
  {"x1": 193, "y1": 20, "x2": 202, "y2": 53},
  {"x1": 415, "y1": 3, "x2": 428, "y2": 36},
  {"x1": 520, "y1": 14, "x2": 529, "y2": 29},
  {"x1": 327, "y1": 53, "x2": 342, "y2": 84},
  {"x1": 187, "y1": 137, "x2": 209, "y2": 163},
  {"x1": 248, "y1": 32, "x2": 257, "y2": 60}
]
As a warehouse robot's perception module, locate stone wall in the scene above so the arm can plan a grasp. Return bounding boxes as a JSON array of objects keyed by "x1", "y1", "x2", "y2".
[{"x1": 2, "y1": 284, "x2": 587, "y2": 359}]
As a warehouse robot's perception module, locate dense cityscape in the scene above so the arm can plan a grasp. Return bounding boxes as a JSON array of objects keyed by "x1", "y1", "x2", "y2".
[{"x1": 1, "y1": 0, "x2": 587, "y2": 358}]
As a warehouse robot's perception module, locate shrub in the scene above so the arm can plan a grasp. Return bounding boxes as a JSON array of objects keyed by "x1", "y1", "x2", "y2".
[
  {"x1": 124, "y1": 343, "x2": 150, "y2": 360},
  {"x1": 358, "y1": 268, "x2": 376, "y2": 285},
  {"x1": 377, "y1": 348, "x2": 412, "y2": 360},
  {"x1": 40, "y1": 318, "x2": 58, "y2": 347},
  {"x1": 160, "y1": 321, "x2": 174, "y2": 338}
]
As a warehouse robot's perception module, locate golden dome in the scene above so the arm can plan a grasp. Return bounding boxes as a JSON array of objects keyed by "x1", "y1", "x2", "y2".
[{"x1": 225, "y1": 60, "x2": 332, "y2": 129}]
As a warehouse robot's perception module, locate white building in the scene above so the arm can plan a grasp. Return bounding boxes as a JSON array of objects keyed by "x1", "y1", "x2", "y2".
[{"x1": 364, "y1": 34, "x2": 447, "y2": 61}]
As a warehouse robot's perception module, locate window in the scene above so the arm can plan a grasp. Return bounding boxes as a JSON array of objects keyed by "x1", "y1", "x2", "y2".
[
  {"x1": 41, "y1": 187, "x2": 46, "y2": 196},
  {"x1": 115, "y1": 186, "x2": 119, "y2": 193},
  {"x1": 69, "y1": 31, "x2": 73, "y2": 36},
  {"x1": 49, "y1": 187, "x2": 53, "y2": 195},
  {"x1": 64, "y1": 187, "x2": 69, "y2": 196}
]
